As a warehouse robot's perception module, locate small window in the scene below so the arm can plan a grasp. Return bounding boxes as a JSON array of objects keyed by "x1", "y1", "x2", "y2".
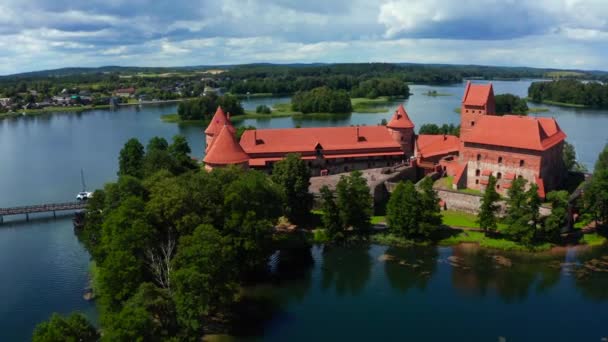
[
  {"x1": 477, "y1": 154, "x2": 481, "y2": 161},
  {"x1": 471, "y1": 121, "x2": 475, "y2": 127},
  {"x1": 520, "y1": 160, "x2": 524, "y2": 167},
  {"x1": 476, "y1": 169, "x2": 480, "y2": 176},
  {"x1": 518, "y1": 175, "x2": 523, "y2": 179},
  {"x1": 401, "y1": 136, "x2": 404, "y2": 141},
  {"x1": 496, "y1": 184, "x2": 500, "y2": 189},
  {"x1": 498, "y1": 156, "x2": 503, "y2": 164},
  {"x1": 475, "y1": 179, "x2": 479, "y2": 185},
  {"x1": 497, "y1": 172, "x2": 502, "y2": 179},
  {"x1": 466, "y1": 109, "x2": 469, "y2": 113}
]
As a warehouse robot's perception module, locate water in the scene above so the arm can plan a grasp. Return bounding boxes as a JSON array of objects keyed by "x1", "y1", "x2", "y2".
[
  {"x1": 249, "y1": 244, "x2": 608, "y2": 341},
  {"x1": 0, "y1": 80, "x2": 607, "y2": 341}
]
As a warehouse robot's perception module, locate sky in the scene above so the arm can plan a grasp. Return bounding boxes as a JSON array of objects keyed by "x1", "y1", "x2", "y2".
[{"x1": 1, "y1": 0, "x2": 608, "y2": 75}]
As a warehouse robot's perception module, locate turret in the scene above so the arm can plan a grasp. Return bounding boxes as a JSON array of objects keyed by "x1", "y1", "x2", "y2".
[
  {"x1": 387, "y1": 104, "x2": 415, "y2": 156},
  {"x1": 460, "y1": 81, "x2": 495, "y2": 140},
  {"x1": 204, "y1": 106, "x2": 235, "y2": 151},
  {"x1": 203, "y1": 125, "x2": 250, "y2": 171}
]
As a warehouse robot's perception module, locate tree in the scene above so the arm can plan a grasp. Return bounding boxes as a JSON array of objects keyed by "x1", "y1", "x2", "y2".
[
  {"x1": 271, "y1": 153, "x2": 313, "y2": 224},
  {"x1": 418, "y1": 177, "x2": 442, "y2": 236},
  {"x1": 542, "y1": 190, "x2": 569, "y2": 242},
  {"x1": 563, "y1": 141, "x2": 577, "y2": 171},
  {"x1": 147, "y1": 137, "x2": 169, "y2": 152},
  {"x1": 586, "y1": 169, "x2": 608, "y2": 224},
  {"x1": 503, "y1": 179, "x2": 541, "y2": 245},
  {"x1": 103, "y1": 283, "x2": 178, "y2": 341},
  {"x1": 595, "y1": 143, "x2": 608, "y2": 172},
  {"x1": 291, "y1": 86, "x2": 352, "y2": 114},
  {"x1": 335, "y1": 171, "x2": 373, "y2": 233},
  {"x1": 477, "y1": 175, "x2": 500, "y2": 234},
  {"x1": 118, "y1": 138, "x2": 145, "y2": 178},
  {"x1": 505, "y1": 177, "x2": 528, "y2": 225},
  {"x1": 255, "y1": 104, "x2": 271, "y2": 114},
  {"x1": 320, "y1": 185, "x2": 343, "y2": 241},
  {"x1": 171, "y1": 224, "x2": 237, "y2": 336},
  {"x1": 386, "y1": 181, "x2": 419, "y2": 237},
  {"x1": 494, "y1": 93, "x2": 529, "y2": 115},
  {"x1": 33, "y1": 313, "x2": 98, "y2": 342}
]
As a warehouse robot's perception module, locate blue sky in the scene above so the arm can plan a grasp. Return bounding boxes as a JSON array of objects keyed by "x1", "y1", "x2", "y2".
[{"x1": 1, "y1": 0, "x2": 608, "y2": 75}]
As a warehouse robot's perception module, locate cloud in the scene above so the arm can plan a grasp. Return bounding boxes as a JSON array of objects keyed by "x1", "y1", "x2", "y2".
[{"x1": 0, "y1": 0, "x2": 608, "y2": 74}]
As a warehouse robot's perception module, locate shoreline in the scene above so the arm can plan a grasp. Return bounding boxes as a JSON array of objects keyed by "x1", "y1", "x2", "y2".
[{"x1": 0, "y1": 98, "x2": 192, "y2": 120}]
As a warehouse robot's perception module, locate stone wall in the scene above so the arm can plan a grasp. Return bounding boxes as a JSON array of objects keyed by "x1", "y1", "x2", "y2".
[{"x1": 437, "y1": 189, "x2": 551, "y2": 216}]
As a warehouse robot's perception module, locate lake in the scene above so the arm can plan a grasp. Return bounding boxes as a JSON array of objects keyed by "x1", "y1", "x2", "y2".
[{"x1": 0, "y1": 79, "x2": 607, "y2": 341}]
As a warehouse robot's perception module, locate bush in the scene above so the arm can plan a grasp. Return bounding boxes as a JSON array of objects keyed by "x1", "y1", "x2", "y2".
[{"x1": 255, "y1": 104, "x2": 272, "y2": 114}]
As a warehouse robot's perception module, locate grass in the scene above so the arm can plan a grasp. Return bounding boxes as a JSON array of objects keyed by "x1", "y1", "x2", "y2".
[
  {"x1": 351, "y1": 96, "x2": 402, "y2": 113},
  {"x1": 528, "y1": 107, "x2": 550, "y2": 113},
  {"x1": 526, "y1": 98, "x2": 587, "y2": 108},
  {"x1": 371, "y1": 216, "x2": 386, "y2": 224},
  {"x1": 433, "y1": 176, "x2": 483, "y2": 196},
  {"x1": 422, "y1": 90, "x2": 452, "y2": 97},
  {"x1": 581, "y1": 233, "x2": 607, "y2": 247},
  {"x1": 545, "y1": 71, "x2": 587, "y2": 78},
  {"x1": 438, "y1": 230, "x2": 553, "y2": 252},
  {"x1": 441, "y1": 210, "x2": 508, "y2": 230},
  {"x1": 160, "y1": 113, "x2": 209, "y2": 125}
]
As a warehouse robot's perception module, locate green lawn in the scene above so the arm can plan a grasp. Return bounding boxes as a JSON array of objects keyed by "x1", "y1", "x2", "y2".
[
  {"x1": 581, "y1": 233, "x2": 607, "y2": 247},
  {"x1": 371, "y1": 216, "x2": 386, "y2": 224},
  {"x1": 526, "y1": 98, "x2": 587, "y2": 108},
  {"x1": 439, "y1": 230, "x2": 552, "y2": 252},
  {"x1": 441, "y1": 210, "x2": 507, "y2": 230}
]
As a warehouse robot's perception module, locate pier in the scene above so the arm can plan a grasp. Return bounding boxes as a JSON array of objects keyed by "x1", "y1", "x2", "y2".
[{"x1": 0, "y1": 202, "x2": 86, "y2": 223}]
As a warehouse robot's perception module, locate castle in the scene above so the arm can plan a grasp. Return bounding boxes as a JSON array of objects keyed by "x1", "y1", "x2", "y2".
[{"x1": 203, "y1": 81, "x2": 567, "y2": 198}]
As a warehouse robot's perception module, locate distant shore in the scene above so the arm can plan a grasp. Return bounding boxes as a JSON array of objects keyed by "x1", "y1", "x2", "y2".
[{"x1": 0, "y1": 98, "x2": 195, "y2": 120}]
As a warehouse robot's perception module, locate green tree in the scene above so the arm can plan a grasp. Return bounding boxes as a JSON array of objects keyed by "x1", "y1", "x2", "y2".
[
  {"x1": 494, "y1": 93, "x2": 529, "y2": 115},
  {"x1": 335, "y1": 171, "x2": 373, "y2": 233},
  {"x1": 33, "y1": 313, "x2": 98, "y2": 342},
  {"x1": 586, "y1": 169, "x2": 608, "y2": 224},
  {"x1": 505, "y1": 177, "x2": 528, "y2": 224},
  {"x1": 595, "y1": 143, "x2": 608, "y2": 172},
  {"x1": 477, "y1": 175, "x2": 500, "y2": 234},
  {"x1": 255, "y1": 104, "x2": 271, "y2": 114},
  {"x1": 271, "y1": 153, "x2": 313, "y2": 224},
  {"x1": 418, "y1": 177, "x2": 442, "y2": 237},
  {"x1": 320, "y1": 185, "x2": 343, "y2": 241},
  {"x1": 563, "y1": 141, "x2": 577, "y2": 171},
  {"x1": 171, "y1": 224, "x2": 237, "y2": 337},
  {"x1": 542, "y1": 190, "x2": 569, "y2": 242},
  {"x1": 103, "y1": 283, "x2": 178, "y2": 341},
  {"x1": 503, "y1": 180, "x2": 541, "y2": 245},
  {"x1": 147, "y1": 137, "x2": 169, "y2": 152},
  {"x1": 386, "y1": 181, "x2": 419, "y2": 237},
  {"x1": 118, "y1": 138, "x2": 145, "y2": 178}
]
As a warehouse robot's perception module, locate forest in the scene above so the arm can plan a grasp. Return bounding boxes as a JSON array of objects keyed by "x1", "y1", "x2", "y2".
[
  {"x1": 291, "y1": 87, "x2": 352, "y2": 113},
  {"x1": 528, "y1": 79, "x2": 608, "y2": 108}
]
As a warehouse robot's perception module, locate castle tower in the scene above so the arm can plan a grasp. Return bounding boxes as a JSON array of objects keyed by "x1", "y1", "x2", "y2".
[
  {"x1": 203, "y1": 125, "x2": 250, "y2": 171},
  {"x1": 387, "y1": 104, "x2": 415, "y2": 156},
  {"x1": 204, "y1": 106, "x2": 235, "y2": 151},
  {"x1": 460, "y1": 81, "x2": 496, "y2": 140}
]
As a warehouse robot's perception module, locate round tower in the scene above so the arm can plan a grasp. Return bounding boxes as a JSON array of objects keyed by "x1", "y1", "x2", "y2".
[
  {"x1": 203, "y1": 125, "x2": 250, "y2": 171},
  {"x1": 204, "y1": 106, "x2": 235, "y2": 151},
  {"x1": 387, "y1": 104, "x2": 415, "y2": 156}
]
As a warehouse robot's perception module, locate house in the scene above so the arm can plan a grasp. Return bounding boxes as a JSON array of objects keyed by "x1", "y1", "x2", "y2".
[{"x1": 114, "y1": 88, "x2": 136, "y2": 97}]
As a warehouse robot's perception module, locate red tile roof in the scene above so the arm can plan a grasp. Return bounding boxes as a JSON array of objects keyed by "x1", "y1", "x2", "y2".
[
  {"x1": 240, "y1": 126, "x2": 402, "y2": 155},
  {"x1": 462, "y1": 115, "x2": 566, "y2": 151},
  {"x1": 462, "y1": 81, "x2": 494, "y2": 107},
  {"x1": 204, "y1": 106, "x2": 234, "y2": 135},
  {"x1": 203, "y1": 125, "x2": 249, "y2": 165},
  {"x1": 416, "y1": 134, "x2": 460, "y2": 158},
  {"x1": 387, "y1": 104, "x2": 415, "y2": 129}
]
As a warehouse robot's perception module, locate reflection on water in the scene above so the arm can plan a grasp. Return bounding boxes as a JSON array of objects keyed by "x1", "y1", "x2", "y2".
[
  {"x1": 383, "y1": 246, "x2": 438, "y2": 293},
  {"x1": 239, "y1": 243, "x2": 608, "y2": 341},
  {"x1": 321, "y1": 245, "x2": 373, "y2": 296}
]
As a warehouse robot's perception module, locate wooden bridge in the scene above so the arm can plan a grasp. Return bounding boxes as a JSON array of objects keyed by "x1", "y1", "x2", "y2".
[{"x1": 0, "y1": 202, "x2": 86, "y2": 223}]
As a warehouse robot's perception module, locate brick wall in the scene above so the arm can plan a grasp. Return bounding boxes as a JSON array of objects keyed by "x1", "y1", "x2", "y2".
[{"x1": 437, "y1": 189, "x2": 551, "y2": 216}]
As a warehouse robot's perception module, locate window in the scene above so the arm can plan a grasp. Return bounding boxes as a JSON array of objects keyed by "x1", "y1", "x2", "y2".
[
  {"x1": 471, "y1": 121, "x2": 475, "y2": 127},
  {"x1": 475, "y1": 179, "x2": 479, "y2": 185},
  {"x1": 476, "y1": 169, "x2": 480, "y2": 176},
  {"x1": 497, "y1": 172, "x2": 502, "y2": 179},
  {"x1": 520, "y1": 159, "x2": 525, "y2": 167},
  {"x1": 496, "y1": 184, "x2": 500, "y2": 189},
  {"x1": 466, "y1": 109, "x2": 469, "y2": 113},
  {"x1": 401, "y1": 136, "x2": 404, "y2": 141},
  {"x1": 498, "y1": 156, "x2": 503, "y2": 164},
  {"x1": 477, "y1": 154, "x2": 481, "y2": 161}
]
